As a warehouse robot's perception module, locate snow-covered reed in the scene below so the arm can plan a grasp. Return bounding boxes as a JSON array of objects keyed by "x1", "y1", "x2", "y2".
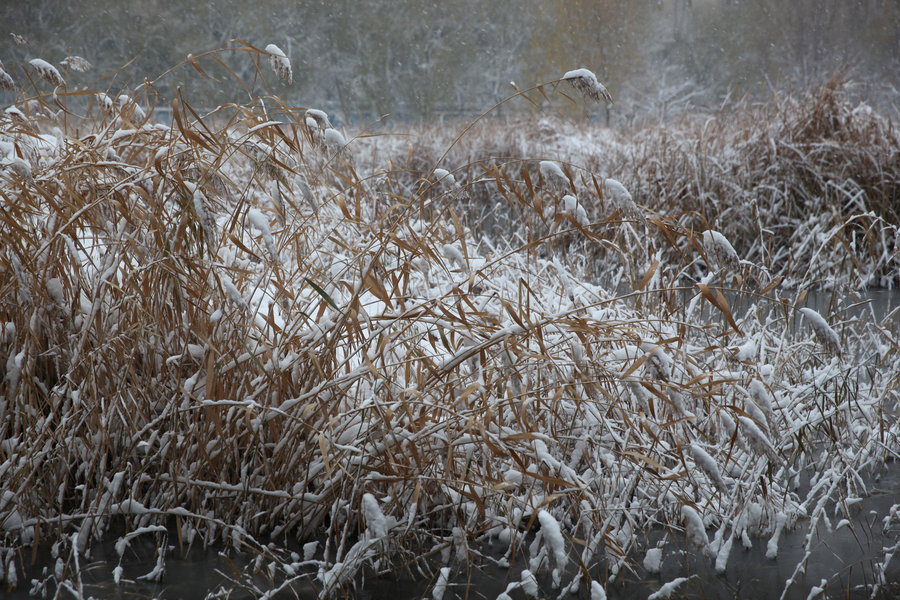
[
  {"x1": 0, "y1": 63, "x2": 15, "y2": 92},
  {"x1": 562, "y1": 68, "x2": 613, "y2": 104},
  {"x1": 0, "y1": 47, "x2": 897, "y2": 599},
  {"x1": 373, "y1": 75, "x2": 899, "y2": 290},
  {"x1": 799, "y1": 307, "x2": 842, "y2": 357},
  {"x1": 265, "y1": 43, "x2": 292, "y2": 85},
  {"x1": 28, "y1": 58, "x2": 65, "y2": 87},
  {"x1": 702, "y1": 229, "x2": 741, "y2": 274},
  {"x1": 60, "y1": 56, "x2": 93, "y2": 73}
]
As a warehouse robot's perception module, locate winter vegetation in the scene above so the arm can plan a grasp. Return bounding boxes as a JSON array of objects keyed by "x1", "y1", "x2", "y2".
[{"x1": 1, "y1": 33, "x2": 899, "y2": 600}]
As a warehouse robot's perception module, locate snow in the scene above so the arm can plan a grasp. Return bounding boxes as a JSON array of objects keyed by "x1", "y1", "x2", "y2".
[
  {"x1": 539, "y1": 160, "x2": 568, "y2": 192},
  {"x1": 60, "y1": 55, "x2": 92, "y2": 72},
  {"x1": 109, "y1": 499, "x2": 150, "y2": 515},
  {"x1": 798, "y1": 307, "x2": 841, "y2": 356},
  {"x1": 562, "y1": 68, "x2": 596, "y2": 81},
  {"x1": 590, "y1": 580, "x2": 607, "y2": 600},
  {"x1": 248, "y1": 208, "x2": 278, "y2": 260},
  {"x1": 442, "y1": 244, "x2": 466, "y2": 270},
  {"x1": 715, "y1": 534, "x2": 733, "y2": 574},
  {"x1": 602, "y1": 178, "x2": 641, "y2": 220},
  {"x1": 702, "y1": 229, "x2": 740, "y2": 272},
  {"x1": 265, "y1": 44, "x2": 292, "y2": 84},
  {"x1": 432, "y1": 567, "x2": 451, "y2": 600},
  {"x1": 1, "y1": 155, "x2": 32, "y2": 180},
  {"x1": 519, "y1": 569, "x2": 539, "y2": 597},
  {"x1": 362, "y1": 493, "x2": 388, "y2": 539},
  {"x1": 562, "y1": 68, "x2": 612, "y2": 104},
  {"x1": 0, "y1": 64, "x2": 14, "y2": 90},
  {"x1": 305, "y1": 109, "x2": 330, "y2": 128},
  {"x1": 681, "y1": 506, "x2": 709, "y2": 554},
  {"x1": 537, "y1": 510, "x2": 567, "y2": 569},
  {"x1": 643, "y1": 547, "x2": 663, "y2": 574},
  {"x1": 1, "y1": 69, "x2": 896, "y2": 600},
  {"x1": 324, "y1": 128, "x2": 347, "y2": 153},
  {"x1": 247, "y1": 120, "x2": 285, "y2": 134},
  {"x1": 738, "y1": 416, "x2": 778, "y2": 460},
  {"x1": 561, "y1": 194, "x2": 588, "y2": 226},
  {"x1": 220, "y1": 274, "x2": 243, "y2": 306},
  {"x1": 117, "y1": 94, "x2": 146, "y2": 122},
  {"x1": 749, "y1": 379, "x2": 773, "y2": 413},
  {"x1": 46, "y1": 278, "x2": 65, "y2": 305},
  {"x1": 432, "y1": 168, "x2": 460, "y2": 192},
  {"x1": 648, "y1": 577, "x2": 691, "y2": 599},
  {"x1": 805, "y1": 579, "x2": 828, "y2": 600},
  {"x1": 303, "y1": 541, "x2": 318, "y2": 561},
  {"x1": 28, "y1": 58, "x2": 65, "y2": 86},
  {"x1": 0, "y1": 491, "x2": 24, "y2": 531},
  {"x1": 4, "y1": 106, "x2": 25, "y2": 121},
  {"x1": 5, "y1": 559, "x2": 17, "y2": 588},
  {"x1": 689, "y1": 443, "x2": 726, "y2": 492}
]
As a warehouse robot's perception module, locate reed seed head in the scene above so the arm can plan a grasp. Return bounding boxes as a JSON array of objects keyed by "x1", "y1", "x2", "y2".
[
  {"x1": 799, "y1": 307, "x2": 842, "y2": 357},
  {"x1": 60, "y1": 56, "x2": 93, "y2": 73},
  {"x1": 702, "y1": 229, "x2": 741, "y2": 273},
  {"x1": 305, "y1": 109, "x2": 331, "y2": 129},
  {"x1": 28, "y1": 58, "x2": 65, "y2": 87},
  {"x1": 265, "y1": 44, "x2": 292, "y2": 85},
  {"x1": 0, "y1": 64, "x2": 16, "y2": 92},
  {"x1": 562, "y1": 68, "x2": 612, "y2": 104}
]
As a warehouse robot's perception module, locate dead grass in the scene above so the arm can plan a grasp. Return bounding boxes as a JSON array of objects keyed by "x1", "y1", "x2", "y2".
[
  {"x1": 378, "y1": 75, "x2": 899, "y2": 290},
  {"x1": 0, "y1": 47, "x2": 898, "y2": 598}
]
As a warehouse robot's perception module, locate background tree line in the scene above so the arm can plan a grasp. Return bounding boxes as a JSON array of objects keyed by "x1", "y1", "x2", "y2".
[{"x1": 1, "y1": 0, "x2": 898, "y2": 124}]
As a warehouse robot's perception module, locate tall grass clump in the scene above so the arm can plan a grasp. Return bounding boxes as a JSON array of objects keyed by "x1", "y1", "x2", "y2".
[
  {"x1": 377, "y1": 76, "x2": 899, "y2": 291},
  {"x1": 1, "y1": 47, "x2": 898, "y2": 599}
]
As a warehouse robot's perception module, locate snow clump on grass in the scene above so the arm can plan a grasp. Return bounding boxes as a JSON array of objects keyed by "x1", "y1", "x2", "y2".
[
  {"x1": 265, "y1": 43, "x2": 292, "y2": 85},
  {"x1": 431, "y1": 567, "x2": 451, "y2": 600},
  {"x1": 0, "y1": 62, "x2": 15, "y2": 91},
  {"x1": 561, "y1": 194, "x2": 588, "y2": 226},
  {"x1": 60, "y1": 55, "x2": 93, "y2": 72},
  {"x1": 799, "y1": 307, "x2": 842, "y2": 357},
  {"x1": 562, "y1": 68, "x2": 612, "y2": 104},
  {"x1": 537, "y1": 510, "x2": 568, "y2": 571},
  {"x1": 323, "y1": 127, "x2": 347, "y2": 156},
  {"x1": 648, "y1": 576, "x2": 691, "y2": 600},
  {"x1": 602, "y1": 178, "x2": 642, "y2": 221},
  {"x1": 689, "y1": 443, "x2": 728, "y2": 492},
  {"x1": 305, "y1": 108, "x2": 331, "y2": 129},
  {"x1": 362, "y1": 493, "x2": 388, "y2": 539},
  {"x1": 247, "y1": 208, "x2": 278, "y2": 262},
  {"x1": 702, "y1": 229, "x2": 741, "y2": 273},
  {"x1": 96, "y1": 92, "x2": 115, "y2": 114},
  {"x1": 117, "y1": 93, "x2": 146, "y2": 123},
  {"x1": 539, "y1": 160, "x2": 569, "y2": 194},
  {"x1": 28, "y1": 58, "x2": 65, "y2": 86},
  {"x1": 681, "y1": 506, "x2": 710, "y2": 556},
  {"x1": 643, "y1": 547, "x2": 663, "y2": 574}
]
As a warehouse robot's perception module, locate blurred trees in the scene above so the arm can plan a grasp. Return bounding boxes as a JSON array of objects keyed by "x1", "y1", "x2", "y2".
[
  {"x1": 1, "y1": 0, "x2": 897, "y2": 122},
  {"x1": 525, "y1": 0, "x2": 656, "y2": 91},
  {"x1": 673, "y1": 0, "x2": 900, "y2": 94}
]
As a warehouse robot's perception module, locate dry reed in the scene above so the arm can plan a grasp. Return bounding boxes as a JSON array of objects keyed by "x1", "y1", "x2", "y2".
[{"x1": 0, "y1": 45, "x2": 897, "y2": 599}]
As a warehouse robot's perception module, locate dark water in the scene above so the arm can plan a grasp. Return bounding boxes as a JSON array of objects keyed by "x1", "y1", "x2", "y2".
[
  {"x1": 7, "y1": 461, "x2": 898, "y2": 600},
  {"x1": 671, "y1": 285, "x2": 900, "y2": 323}
]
